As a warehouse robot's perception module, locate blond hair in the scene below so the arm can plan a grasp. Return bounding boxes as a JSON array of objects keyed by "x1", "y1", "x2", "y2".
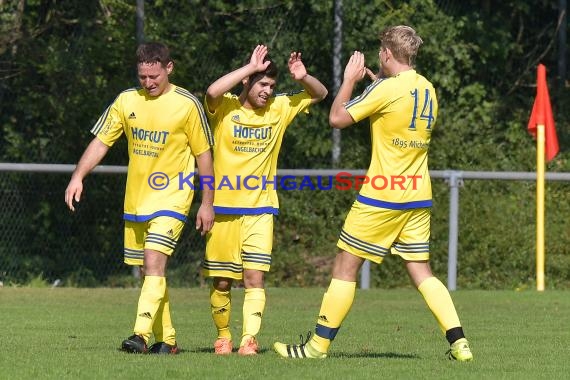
[{"x1": 380, "y1": 25, "x2": 423, "y2": 67}]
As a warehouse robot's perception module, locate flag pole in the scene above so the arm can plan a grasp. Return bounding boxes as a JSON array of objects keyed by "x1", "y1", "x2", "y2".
[
  {"x1": 536, "y1": 123, "x2": 545, "y2": 291},
  {"x1": 529, "y1": 63, "x2": 558, "y2": 291}
]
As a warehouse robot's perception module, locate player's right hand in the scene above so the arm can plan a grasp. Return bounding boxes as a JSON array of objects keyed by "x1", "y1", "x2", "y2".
[
  {"x1": 344, "y1": 51, "x2": 366, "y2": 83},
  {"x1": 365, "y1": 67, "x2": 379, "y2": 81},
  {"x1": 65, "y1": 179, "x2": 83, "y2": 212}
]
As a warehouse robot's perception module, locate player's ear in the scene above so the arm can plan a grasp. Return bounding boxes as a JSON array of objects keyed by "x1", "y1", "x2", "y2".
[{"x1": 166, "y1": 61, "x2": 174, "y2": 74}]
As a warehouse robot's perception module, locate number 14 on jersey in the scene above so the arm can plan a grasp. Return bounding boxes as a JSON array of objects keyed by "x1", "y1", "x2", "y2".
[{"x1": 408, "y1": 88, "x2": 435, "y2": 131}]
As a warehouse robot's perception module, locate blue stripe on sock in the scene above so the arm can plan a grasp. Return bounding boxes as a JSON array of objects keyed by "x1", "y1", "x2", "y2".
[{"x1": 315, "y1": 324, "x2": 339, "y2": 340}]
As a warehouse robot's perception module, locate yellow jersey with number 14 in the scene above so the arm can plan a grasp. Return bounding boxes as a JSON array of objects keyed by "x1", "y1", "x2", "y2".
[
  {"x1": 91, "y1": 85, "x2": 213, "y2": 222},
  {"x1": 345, "y1": 69, "x2": 438, "y2": 209}
]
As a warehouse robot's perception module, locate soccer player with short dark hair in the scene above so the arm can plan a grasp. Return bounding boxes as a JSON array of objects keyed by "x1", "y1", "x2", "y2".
[
  {"x1": 65, "y1": 42, "x2": 214, "y2": 354},
  {"x1": 202, "y1": 45, "x2": 328, "y2": 355}
]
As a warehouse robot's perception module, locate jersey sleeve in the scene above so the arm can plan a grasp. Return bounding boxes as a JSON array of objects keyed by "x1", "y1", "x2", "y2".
[
  {"x1": 345, "y1": 79, "x2": 391, "y2": 123},
  {"x1": 90, "y1": 95, "x2": 125, "y2": 147},
  {"x1": 187, "y1": 98, "x2": 214, "y2": 156},
  {"x1": 203, "y1": 93, "x2": 234, "y2": 131},
  {"x1": 275, "y1": 90, "x2": 312, "y2": 127}
]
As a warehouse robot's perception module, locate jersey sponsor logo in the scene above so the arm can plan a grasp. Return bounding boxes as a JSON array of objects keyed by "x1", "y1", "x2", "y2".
[
  {"x1": 233, "y1": 146, "x2": 266, "y2": 153},
  {"x1": 128, "y1": 112, "x2": 136, "y2": 119},
  {"x1": 133, "y1": 149, "x2": 159, "y2": 158},
  {"x1": 131, "y1": 127, "x2": 169, "y2": 144},
  {"x1": 233, "y1": 125, "x2": 272, "y2": 140}
]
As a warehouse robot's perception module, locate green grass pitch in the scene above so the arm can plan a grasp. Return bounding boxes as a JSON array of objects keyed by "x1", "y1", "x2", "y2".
[{"x1": 1, "y1": 287, "x2": 568, "y2": 379}]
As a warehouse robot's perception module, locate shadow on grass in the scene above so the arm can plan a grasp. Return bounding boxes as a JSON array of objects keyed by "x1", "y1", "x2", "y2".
[
  {"x1": 192, "y1": 347, "x2": 273, "y2": 354},
  {"x1": 190, "y1": 346, "x2": 418, "y2": 359},
  {"x1": 329, "y1": 351, "x2": 419, "y2": 359},
  {"x1": 116, "y1": 343, "x2": 419, "y2": 359}
]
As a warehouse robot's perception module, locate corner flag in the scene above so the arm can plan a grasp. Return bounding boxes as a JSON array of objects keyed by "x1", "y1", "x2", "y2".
[
  {"x1": 527, "y1": 64, "x2": 559, "y2": 291},
  {"x1": 527, "y1": 64, "x2": 559, "y2": 161}
]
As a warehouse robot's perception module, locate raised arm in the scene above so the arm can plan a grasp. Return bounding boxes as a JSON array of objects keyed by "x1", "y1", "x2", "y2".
[
  {"x1": 194, "y1": 149, "x2": 214, "y2": 236},
  {"x1": 205, "y1": 45, "x2": 271, "y2": 113},
  {"x1": 329, "y1": 51, "x2": 367, "y2": 129},
  {"x1": 288, "y1": 52, "x2": 328, "y2": 104},
  {"x1": 65, "y1": 137, "x2": 110, "y2": 211}
]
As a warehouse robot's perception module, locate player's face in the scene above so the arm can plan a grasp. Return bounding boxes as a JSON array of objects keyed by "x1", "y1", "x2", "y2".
[
  {"x1": 137, "y1": 61, "x2": 173, "y2": 97},
  {"x1": 245, "y1": 76, "x2": 276, "y2": 109}
]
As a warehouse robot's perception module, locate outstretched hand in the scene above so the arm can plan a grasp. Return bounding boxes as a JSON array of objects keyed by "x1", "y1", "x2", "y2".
[
  {"x1": 288, "y1": 52, "x2": 307, "y2": 81},
  {"x1": 343, "y1": 51, "x2": 367, "y2": 83},
  {"x1": 249, "y1": 45, "x2": 271, "y2": 72}
]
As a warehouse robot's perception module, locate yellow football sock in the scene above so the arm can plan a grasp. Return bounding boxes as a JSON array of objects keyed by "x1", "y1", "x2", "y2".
[
  {"x1": 133, "y1": 275, "x2": 166, "y2": 343},
  {"x1": 210, "y1": 287, "x2": 232, "y2": 340},
  {"x1": 241, "y1": 288, "x2": 265, "y2": 346},
  {"x1": 311, "y1": 278, "x2": 356, "y2": 353},
  {"x1": 152, "y1": 285, "x2": 176, "y2": 345},
  {"x1": 417, "y1": 276, "x2": 462, "y2": 333}
]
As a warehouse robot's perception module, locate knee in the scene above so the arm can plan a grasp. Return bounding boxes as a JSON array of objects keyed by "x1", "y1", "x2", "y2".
[
  {"x1": 142, "y1": 250, "x2": 168, "y2": 276},
  {"x1": 143, "y1": 262, "x2": 165, "y2": 276},
  {"x1": 405, "y1": 260, "x2": 433, "y2": 288},
  {"x1": 331, "y1": 251, "x2": 362, "y2": 281},
  {"x1": 243, "y1": 270, "x2": 264, "y2": 289},
  {"x1": 214, "y1": 277, "x2": 233, "y2": 291}
]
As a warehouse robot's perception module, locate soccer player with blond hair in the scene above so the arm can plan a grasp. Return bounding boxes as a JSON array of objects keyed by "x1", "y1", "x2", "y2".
[{"x1": 274, "y1": 25, "x2": 473, "y2": 362}]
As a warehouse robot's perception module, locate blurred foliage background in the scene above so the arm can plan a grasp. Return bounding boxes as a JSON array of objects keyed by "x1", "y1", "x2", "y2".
[{"x1": 0, "y1": 0, "x2": 568, "y2": 289}]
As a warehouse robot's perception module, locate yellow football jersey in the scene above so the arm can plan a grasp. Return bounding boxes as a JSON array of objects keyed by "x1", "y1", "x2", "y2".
[
  {"x1": 91, "y1": 85, "x2": 213, "y2": 222},
  {"x1": 346, "y1": 70, "x2": 437, "y2": 209},
  {"x1": 206, "y1": 92, "x2": 312, "y2": 214}
]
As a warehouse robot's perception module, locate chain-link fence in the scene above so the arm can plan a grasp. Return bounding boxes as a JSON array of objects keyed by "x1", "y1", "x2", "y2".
[
  {"x1": 3, "y1": 165, "x2": 570, "y2": 289},
  {"x1": 0, "y1": 169, "x2": 207, "y2": 287}
]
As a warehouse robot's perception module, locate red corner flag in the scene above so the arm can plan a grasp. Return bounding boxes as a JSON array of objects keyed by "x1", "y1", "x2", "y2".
[{"x1": 527, "y1": 64, "x2": 559, "y2": 161}]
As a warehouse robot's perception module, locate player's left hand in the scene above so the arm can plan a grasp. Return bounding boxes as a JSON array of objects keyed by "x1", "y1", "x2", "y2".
[
  {"x1": 288, "y1": 52, "x2": 308, "y2": 81},
  {"x1": 195, "y1": 204, "x2": 214, "y2": 236}
]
